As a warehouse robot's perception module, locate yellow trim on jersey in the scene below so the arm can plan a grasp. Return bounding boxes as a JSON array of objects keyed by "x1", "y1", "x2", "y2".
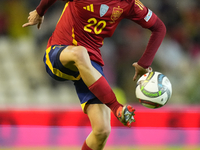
[
  {"x1": 135, "y1": 0, "x2": 144, "y2": 10},
  {"x1": 72, "y1": 27, "x2": 78, "y2": 46},
  {"x1": 45, "y1": 46, "x2": 81, "y2": 81},
  {"x1": 57, "y1": 2, "x2": 69, "y2": 24},
  {"x1": 56, "y1": 2, "x2": 78, "y2": 46}
]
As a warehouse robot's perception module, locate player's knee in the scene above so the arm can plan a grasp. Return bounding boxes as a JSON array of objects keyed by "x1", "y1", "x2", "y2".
[
  {"x1": 72, "y1": 46, "x2": 89, "y2": 63},
  {"x1": 93, "y1": 125, "x2": 111, "y2": 140}
]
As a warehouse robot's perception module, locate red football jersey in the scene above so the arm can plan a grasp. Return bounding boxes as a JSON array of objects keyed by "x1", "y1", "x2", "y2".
[{"x1": 47, "y1": 0, "x2": 157, "y2": 66}]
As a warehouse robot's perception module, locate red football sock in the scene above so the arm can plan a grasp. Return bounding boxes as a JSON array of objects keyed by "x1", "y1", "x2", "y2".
[
  {"x1": 82, "y1": 141, "x2": 92, "y2": 150},
  {"x1": 88, "y1": 76, "x2": 123, "y2": 116}
]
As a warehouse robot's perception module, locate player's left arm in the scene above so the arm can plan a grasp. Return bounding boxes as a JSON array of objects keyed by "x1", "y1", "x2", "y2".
[
  {"x1": 136, "y1": 14, "x2": 166, "y2": 69},
  {"x1": 128, "y1": 1, "x2": 166, "y2": 81},
  {"x1": 133, "y1": 16, "x2": 166, "y2": 80}
]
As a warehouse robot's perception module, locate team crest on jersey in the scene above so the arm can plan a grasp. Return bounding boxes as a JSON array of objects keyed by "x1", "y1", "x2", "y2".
[
  {"x1": 100, "y1": 4, "x2": 109, "y2": 17},
  {"x1": 111, "y1": 6, "x2": 123, "y2": 22}
]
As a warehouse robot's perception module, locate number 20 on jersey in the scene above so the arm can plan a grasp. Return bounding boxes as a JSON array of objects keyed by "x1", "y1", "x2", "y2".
[{"x1": 84, "y1": 18, "x2": 106, "y2": 34}]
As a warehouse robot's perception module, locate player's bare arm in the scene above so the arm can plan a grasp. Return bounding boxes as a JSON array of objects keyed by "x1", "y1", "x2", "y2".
[{"x1": 22, "y1": 10, "x2": 44, "y2": 29}]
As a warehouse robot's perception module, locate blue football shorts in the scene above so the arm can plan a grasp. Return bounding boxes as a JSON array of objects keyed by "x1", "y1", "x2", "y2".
[{"x1": 43, "y1": 45, "x2": 103, "y2": 112}]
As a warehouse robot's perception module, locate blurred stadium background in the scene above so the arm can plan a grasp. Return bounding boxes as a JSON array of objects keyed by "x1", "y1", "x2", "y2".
[{"x1": 0, "y1": 0, "x2": 200, "y2": 149}]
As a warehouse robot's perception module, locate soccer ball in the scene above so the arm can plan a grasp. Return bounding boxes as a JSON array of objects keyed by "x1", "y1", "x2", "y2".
[{"x1": 135, "y1": 71, "x2": 172, "y2": 109}]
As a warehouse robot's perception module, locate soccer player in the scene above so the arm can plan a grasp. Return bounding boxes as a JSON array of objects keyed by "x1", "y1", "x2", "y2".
[{"x1": 23, "y1": 0, "x2": 166, "y2": 149}]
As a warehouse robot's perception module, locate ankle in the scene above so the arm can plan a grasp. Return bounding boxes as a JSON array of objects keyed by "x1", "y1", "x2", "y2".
[
  {"x1": 82, "y1": 140, "x2": 92, "y2": 150},
  {"x1": 116, "y1": 106, "x2": 123, "y2": 118}
]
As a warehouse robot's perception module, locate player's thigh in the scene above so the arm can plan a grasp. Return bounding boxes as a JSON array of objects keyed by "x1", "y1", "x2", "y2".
[
  {"x1": 59, "y1": 45, "x2": 90, "y2": 71},
  {"x1": 86, "y1": 104, "x2": 111, "y2": 133}
]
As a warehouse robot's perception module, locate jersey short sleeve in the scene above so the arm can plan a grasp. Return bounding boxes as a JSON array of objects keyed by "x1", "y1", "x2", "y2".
[{"x1": 127, "y1": 0, "x2": 157, "y2": 29}]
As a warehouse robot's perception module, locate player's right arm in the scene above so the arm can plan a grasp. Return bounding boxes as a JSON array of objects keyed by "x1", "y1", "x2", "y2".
[
  {"x1": 22, "y1": 0, "x2": 58, "y2": 29},
  {"x1": 22, "y1": 10, "x2": 44, "y2": 29}
]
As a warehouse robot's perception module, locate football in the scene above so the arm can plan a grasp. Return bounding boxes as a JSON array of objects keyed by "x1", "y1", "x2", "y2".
[{"x1": 135, "y1": 71, "x2": 172, "y2": 109}]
